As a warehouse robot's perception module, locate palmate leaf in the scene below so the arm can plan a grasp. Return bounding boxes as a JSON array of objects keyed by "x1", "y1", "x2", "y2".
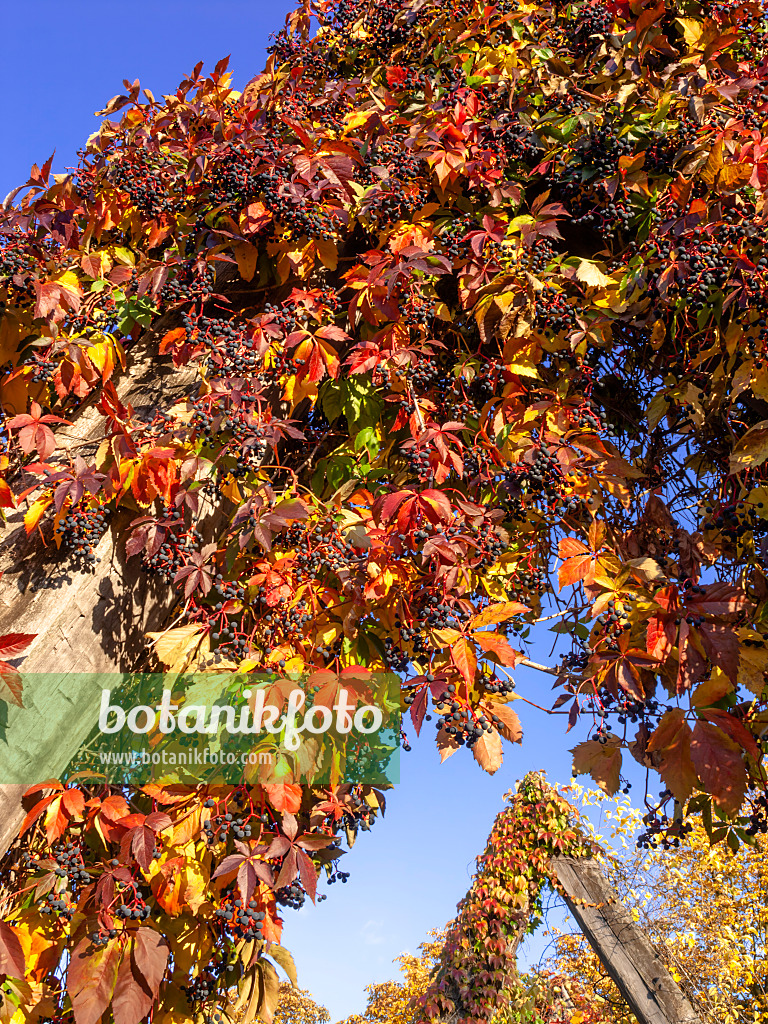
[{"x1": 3, "y1": 9, "x2": 768, "y2": 1014}]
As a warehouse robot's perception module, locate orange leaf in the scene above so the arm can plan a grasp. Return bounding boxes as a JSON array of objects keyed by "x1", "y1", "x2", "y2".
[
  {"x1": 472, "y1": 631, "x2": 520, "y2": 666},
  {"x1": 234, "y1": 241, "x2": 259, "y2": 283},
  {"x1": 570, "y1": 738, "x2": 622, "y2": 795},
  {"x1": 264, "y1": 783, "x2": 303, "y2": 814},
  {"x1": 558, "y1": 553, "x2": 594, "y2": 590},
  {"x1": 24, "y1": 494, "x2": 53, "y2": 535},
  {"x1": 472, "y1": 729, "x2": 503, "y2": 774},
  {"x1": 468, "y1": 601, "x2": 529, "y2": 630},
  {"x1": 44, "y1": 795, "x2": 69, "y2": 845},
  {"x1": 490, "y1": 702, "x2": 522, "y2": 744},
  {"x1": 451, "y1": 637, "x2": 477, "y2": 687}
]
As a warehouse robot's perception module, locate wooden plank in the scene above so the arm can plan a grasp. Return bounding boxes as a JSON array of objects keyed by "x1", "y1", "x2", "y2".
[
  {"x1": 0, "y1": 278, "x2": 233, "y2": 855},
  {"x1": 553, "y1": 855, "x2": 702, "y2": 1024}
]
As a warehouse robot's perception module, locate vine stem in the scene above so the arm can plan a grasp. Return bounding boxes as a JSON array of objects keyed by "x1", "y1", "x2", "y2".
[
  {"x1": 530, "y1": 605, "x2": 587, "y2": 624},
  {"x1": 517, "y1": 656, "x2": 562, "y2": 677}
]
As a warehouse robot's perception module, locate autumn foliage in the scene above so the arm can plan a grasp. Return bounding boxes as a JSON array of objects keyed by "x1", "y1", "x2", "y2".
[{"x1": 2, "y1": 0, "x2": 768, "y2": 1019}]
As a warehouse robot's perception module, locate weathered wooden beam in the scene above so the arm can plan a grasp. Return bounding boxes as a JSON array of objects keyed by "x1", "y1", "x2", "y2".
[
  {"x1": 552, "y1": 855, "x2": 702, "y2": 1024},
  {"x1": 0, "y1": 273, "x2": 241, "y2": 855}
]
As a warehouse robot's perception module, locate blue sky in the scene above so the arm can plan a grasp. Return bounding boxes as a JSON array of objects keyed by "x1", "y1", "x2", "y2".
[{"x1": 0, "y1": 6, "x2": 650, "y2": 1019}]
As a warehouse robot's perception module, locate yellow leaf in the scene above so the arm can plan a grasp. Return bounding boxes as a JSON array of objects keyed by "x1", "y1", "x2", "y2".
[
  {"x1": 233, "y1": 241, "x2": 259, "y2": 283},
  {"x1": 507, "y1": 358, "x2": 539, "y2": 378},
  {"x1": 0, "y1": 313, "x2": 23, "y2": 367},
  {"x1": 701, "y1": 139, "x2": 724, "y2": 188},
  {"x1": 282, "y1": 373, "x2": 318, "y2": 411},
  {"x1": 316, "y1": 237, "x2": 338, "y2": 271},
  {"x1": 146, "y1": 625, "x2": 205, "y2": 671},
  {"x1": 730, "y1": 421, "x2": 768, "y2": 474},
  {"x1": 738, "y1": 644, "x2": 768, "y2": 695},
  {"x1": 54, "y1": 270, "x2": 83, "y2": 299},
  {"x1": 431, "y1": 628, "x2": 462, "y2": 645},
  {"x1": 344, "y1": 109, "x2": 376, "y2": 133},
  {"x1": 24, "y1": 494, "x2": 53, "y2": 535},
  {"x1": 469, "y1": 601, "x2": 529, "y2": 630},
  {"x1": 677, "y1": 17, "x2": 703, "y2": 47},
  {"x1": 87, "y1": 339, "x2": 115, "y2": 381},
  {"x1": 576, "y1": 260, "x2": 614, "y2": 288}
]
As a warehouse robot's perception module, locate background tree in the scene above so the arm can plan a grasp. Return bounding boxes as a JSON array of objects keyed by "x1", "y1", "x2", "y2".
[
  {"x1": 270, "y1": 982, "x2": 331, "y2": 1024},
  {"x1": 333, "y1": 785, "x2": 768, "y2": 1024},
  {"x1": 1, "y1": 0, "x2": 768, "y2": 1021},
  {"x1": 340, "y1": 932, "x2": 445, "y2": 1024},
  {"x1": 541, "y1": 788, "x2": 768, "y2": 1024}
]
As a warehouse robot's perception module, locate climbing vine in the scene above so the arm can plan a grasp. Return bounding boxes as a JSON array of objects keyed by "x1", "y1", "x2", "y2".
[
  {"x1": 415, "y1": 771, "x2": 598, "y2": 1024},
  {"x1": 1, "y1": 0, "x2": 768, "y2": 1019}
]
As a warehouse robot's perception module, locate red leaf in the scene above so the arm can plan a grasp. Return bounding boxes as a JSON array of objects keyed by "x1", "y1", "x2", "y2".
[
  {"x1": 144, "y1": 811, "x2": 172, "y2": 833},
  {"x1": 676, "y1": 620, "x2": 708, "y2": 695},
  {"x1": 275, "y1": 847, "x2": 298, "y2": 891},
  {"x1": 0, "y1": 921, "x2": 25, "y2": 978},
  {"x1": 646, "y1": 614, "x2": 674, "y2": 661},
  {"x1": 646, "y1": 708, "x2": 697, "y2": 803},
  {"x1": 212, "y1": 854, "x2": 245, "y2": 881},
  {"x1": 123, "y1": 826, "x2": 156, "y2": 870},
  {"x1": 0, "y1": 633, "x2": 36, "y2": 657},
  {"x1": 700, "y1": 709, "x2": 760, "y2": 760},
  {"x1": 67, "y1": 937, "x2": 121, "y2": 1024},
  {"x1": 132, "y1": 927, "x2": 169, "y2": 999},
  {"x1": 419, "y1": 488, "x2": 452, "y2": 522},
  {"x1": 686, "y1": 582, "x2": 749, "y2": 617},
  {"x1": 409, "y1": 686, "x2": 428, "y2": 736},
  {"x1": 237, "y1": 860, "x2": 258, "y2": 904},
  {"x1": 112, "y1": 945, "x2": 152, "y2": 1024},
  {"x1": 690, "y1": 721, "x2": 746, "y2": 815},
  {"x1": 697, "y1": 623, "x2": 739, "y2": 683},
  {"x1": 297, "y1": 848, "x2": 318, "y2": 902}
]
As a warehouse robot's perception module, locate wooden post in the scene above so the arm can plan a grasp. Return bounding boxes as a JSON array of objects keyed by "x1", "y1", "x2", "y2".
[
  {"x1": 553, "y1": 855, "x2": 702, "y2": 1024},
  {"x1": 0, "y1": 268, "x2": 246, "y2": 855}
]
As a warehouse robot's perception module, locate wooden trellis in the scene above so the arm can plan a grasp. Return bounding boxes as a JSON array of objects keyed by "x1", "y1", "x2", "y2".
[{"x1": 553, "y1": 855, "x2": 702, "y2": 1024}]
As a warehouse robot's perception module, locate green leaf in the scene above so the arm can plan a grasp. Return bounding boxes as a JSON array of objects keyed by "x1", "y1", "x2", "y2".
[{"x1": 320, "y1": 380, "x2": 345, "y2": 423}]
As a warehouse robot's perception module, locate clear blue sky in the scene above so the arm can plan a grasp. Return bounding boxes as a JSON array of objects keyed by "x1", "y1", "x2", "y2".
[{"x1": 0, "y1": 6, "x2": 650, "y2": 1019}]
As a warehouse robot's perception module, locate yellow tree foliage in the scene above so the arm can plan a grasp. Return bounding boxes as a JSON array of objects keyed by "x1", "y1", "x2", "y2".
[
  {"x1": 542, "y1": 788, "x2": 768, "y2": 1024},
  {"x1": 272, "y1": 982, "x2": 330, "y2": 1024},
  {"x1": 331, "y1": 784, "x2": 768, "y2": 1024},
  {"x1": 339, "y1": 933, "x2": 445, "y2": 1024}
]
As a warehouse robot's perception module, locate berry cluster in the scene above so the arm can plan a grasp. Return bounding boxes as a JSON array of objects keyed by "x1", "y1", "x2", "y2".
[
  {"x1": 90, "y1": 926, "x2": 120, "y2": 949},
  {"x1": 183, "y1": 967, "x2": 223, "y2": 1005},
  {"x1": 159, "y1": 262, "x2": 217, "y2": 308},
  {"x1": 275, "y1": 881, "x2": 306, "y2": 909},
  {"x1": 59, "y1": 504, "x2": 112, "y2": 571},
  {"x1": 214, "y1": 895, "x2": 266, "y2": 939},
  {"x1": 203, "y1": 810, "x2": 254, "y2": 846},
  {"x1": 51, "y1": 841, "x2": 92, "y2": 885},
  {"x1": 433, "y1": 685, "x2": 499, "y2": 748},
  {"x1": 142, "y1": 510, "x2": 205, "y2": 585},
  {"x1": 106, "y1": 149, "x2": 182, "y2": 219},
  {"x1": 40, "y1": 891, "x2": 76, "y2": 920}
]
